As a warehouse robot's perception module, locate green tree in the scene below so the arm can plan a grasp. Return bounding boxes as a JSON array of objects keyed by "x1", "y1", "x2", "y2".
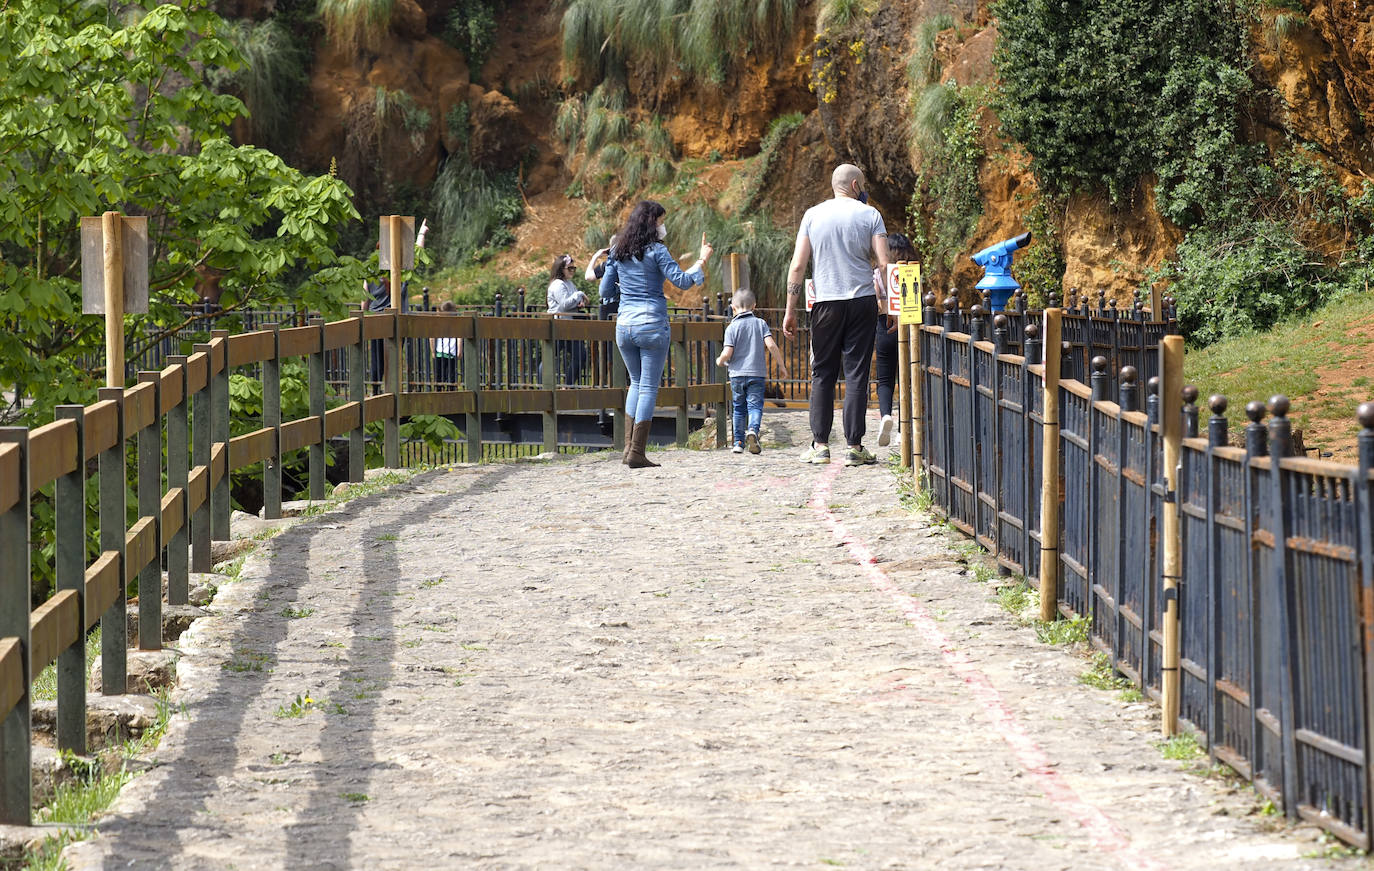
[
  {"x1": 0, "y1": 0, "x2": 366, "y2": 424},
  {"x1": 992, "y1": 0, "x2": 1254, "y2": 226}
]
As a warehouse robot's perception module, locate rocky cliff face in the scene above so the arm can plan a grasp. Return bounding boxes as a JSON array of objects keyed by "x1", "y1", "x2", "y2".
[{"x1": 265, "y1": 0, "x2": 1374, "y2": 302}]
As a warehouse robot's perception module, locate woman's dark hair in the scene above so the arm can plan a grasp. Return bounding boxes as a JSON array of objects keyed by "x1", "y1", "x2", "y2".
[
  {"x1": 610, "y1": 200, "x2": 667, "y2": 262},
  {"x1": 548, "y1": 253, "x2": 574, "y2": 281},
  {"x1": 887, "y1": 232, "x2": 918, "y2": 263}
]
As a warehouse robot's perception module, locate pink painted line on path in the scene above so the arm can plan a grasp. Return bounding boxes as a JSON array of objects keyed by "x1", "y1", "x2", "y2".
[{"x1": 808, "y1": 462, "x2": 1170, "y2": 871}]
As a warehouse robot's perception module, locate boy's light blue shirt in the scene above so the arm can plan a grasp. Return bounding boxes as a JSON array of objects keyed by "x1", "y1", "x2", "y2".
[
  {"x1": 600, "y1": 242, "x2": 704, "y2": 327},
  {"x1": 723, "y1": 311, "x2": 771, "y2": 378}
]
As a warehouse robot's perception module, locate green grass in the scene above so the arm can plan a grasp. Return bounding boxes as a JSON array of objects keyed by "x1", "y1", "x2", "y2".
[
  {"x1": 25, "y1": 691, "x2": 178, "y2": 868},
  {"x1": 994, "y1": 580, "x2": 1035, "y2": 617},
  {"x1": 317, "y1": 0, "x2": 394, "y2": 53},
  {"x1": 1158, "y1": 731, "x2": 1205, "y2": 761},
  {"x1": 1034, "y1": 614, "x2": 1089, "y2": 646},
  {"x1": 280, "y1": 605, "x2": 315, "y2": 619},
  {"x1": 1182, "y1": 292, "x2": 1374, "y2": 446},
  {"x1": 32, "y1": 628, "x2": 101, "y2": 702}
]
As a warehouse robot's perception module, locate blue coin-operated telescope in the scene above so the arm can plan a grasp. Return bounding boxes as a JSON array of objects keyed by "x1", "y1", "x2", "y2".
[{"x1": 971, "y1": 231, "x2": 1032, "y2": 312}]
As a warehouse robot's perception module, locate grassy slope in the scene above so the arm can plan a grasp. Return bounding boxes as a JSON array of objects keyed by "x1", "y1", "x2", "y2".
[{"x1": 1182, "y1": 294, "x2": 1374, "y2": 460}]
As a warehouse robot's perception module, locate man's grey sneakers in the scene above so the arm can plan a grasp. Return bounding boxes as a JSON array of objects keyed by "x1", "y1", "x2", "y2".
[
  {"x1": 745, "y1": 431, "x2": 761, "y2": 454},
  {"x1": 845, "y1": 446, "x2": 878, "y2": 467},
  {"x1": 732, "y1": 443, "x2": 745, "y2": 454},
  {"x1": 878, "y1": 414, "x2": 895, "y2": 447},
  {"x1": 799, "y1": 444, "x2": 831, "y2": 464}
]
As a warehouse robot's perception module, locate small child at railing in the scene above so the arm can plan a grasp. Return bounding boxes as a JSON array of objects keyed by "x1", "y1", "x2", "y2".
[{"x1": 716, "y1": 288, "x2": 789, "y2": 454}]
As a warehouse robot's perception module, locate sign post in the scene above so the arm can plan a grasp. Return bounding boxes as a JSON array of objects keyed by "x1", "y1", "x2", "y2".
[{"x1": 81, "y1": 212, "x2": 149, "y2": 387}]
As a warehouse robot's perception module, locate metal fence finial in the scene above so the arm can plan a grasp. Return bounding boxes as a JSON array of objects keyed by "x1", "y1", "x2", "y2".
[
  {"x1": 1182, "y1": 385, "x2": 1200, "y2": 438},
  {"x1": 1245, "y1": 400, "x2": 1268, "y2": 457},
  {"x1": 1208, "y1": 394, "x2": 1229, "y2": 447},
  {"x1": 1091, "y1": 355, "x2": 1110, "y2": 401},
  {"x1": 1120, "y1": 366, "x2": 1138, "y2": 412}
]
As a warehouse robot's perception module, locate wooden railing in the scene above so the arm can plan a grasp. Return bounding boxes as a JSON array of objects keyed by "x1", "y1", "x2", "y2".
[{"x1": 0, "y1": 309, "x2": 728, "y2": 823}]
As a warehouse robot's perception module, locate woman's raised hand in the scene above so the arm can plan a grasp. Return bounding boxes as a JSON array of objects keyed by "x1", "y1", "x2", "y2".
[{"x1": 699, "y1": 232, "x2": 714, "y2": 263}]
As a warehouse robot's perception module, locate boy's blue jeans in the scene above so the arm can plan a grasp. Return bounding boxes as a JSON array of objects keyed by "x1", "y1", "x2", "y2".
[{"x1": 730, "y1": 376, "x2": 765, "y2": 444}]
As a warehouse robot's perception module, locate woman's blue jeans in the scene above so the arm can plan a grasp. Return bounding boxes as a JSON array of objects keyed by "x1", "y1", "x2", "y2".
[
  {"x1": 730, "y1": 376, "x2": 765, "y2": 444},
  {"x1": 616, "y1": 321, "x2": 671, "y2": 423}
]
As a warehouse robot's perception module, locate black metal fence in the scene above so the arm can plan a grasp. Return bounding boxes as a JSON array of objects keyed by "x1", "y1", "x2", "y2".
[{"x1": 917, "y1": 299, "x2": 1374, "y2": 849}]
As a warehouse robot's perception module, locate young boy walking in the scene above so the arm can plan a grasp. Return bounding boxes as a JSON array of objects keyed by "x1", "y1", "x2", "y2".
[{"x1": 716, "y1": 289, "x2": 789, "y2": 454}]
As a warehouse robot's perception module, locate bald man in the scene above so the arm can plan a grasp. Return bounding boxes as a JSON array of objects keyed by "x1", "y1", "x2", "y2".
[{"x1": 783, "y1": 164, "x2": 892, "y2": 466}]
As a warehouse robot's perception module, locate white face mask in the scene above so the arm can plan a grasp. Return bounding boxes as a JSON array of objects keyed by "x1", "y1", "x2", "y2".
[{"x1": 657, "y1": 223, "x2": 667, "y2": 241}]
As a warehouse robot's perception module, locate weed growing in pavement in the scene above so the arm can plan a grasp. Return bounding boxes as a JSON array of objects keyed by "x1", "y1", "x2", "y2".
[
  {"x1": 1079, "y1": 653, "x2": 1136, "y2": 695},
  {"x1": 1303, "y1": 830, "x2": 1368, "y2": 859},
  {"x1": 889, "y1": 456, "x2": 934, "y2": 513},
  {"x1": 275, "y1": 694, "x2": 346, "y2": 718},
  {"x1": 1034, "y1": 614, "x2": 1089, "y2": 646},
  {"x1": 223, "y1": 648, "x2": 271, "y2": 673},
  {"x1": 1158, "y1": 732, "x2": 1205, "y2": 762},
  {"x1": 994, "y1": 580, "x2": 1035, "y2": 619},
  {"x1": 280, "y1": 605, "x2": 315, "y2": 619},
  {"x1": 341, "y1": 792, "x2": 370, "y2": 804}
]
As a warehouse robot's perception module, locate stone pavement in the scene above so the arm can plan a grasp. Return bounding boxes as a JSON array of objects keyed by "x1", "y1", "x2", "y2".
[{"x1": 66, "y1": 409, "x2": 1343, "y2": 870}]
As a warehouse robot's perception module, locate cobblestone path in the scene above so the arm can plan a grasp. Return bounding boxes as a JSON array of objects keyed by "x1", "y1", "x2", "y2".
[{"x1": 68, "y1": 410, "x2": 1339, "y2": 870}]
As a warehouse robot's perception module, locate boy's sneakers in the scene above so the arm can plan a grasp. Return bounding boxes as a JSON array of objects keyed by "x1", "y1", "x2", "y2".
[
  {"x1": 844, "y1": 446, "x2": 878, "y2": 467},
  {"x1": 878, "y1": 414, "x2": 895, "y2": 447},
  {"x1": 745, "y1": 431, "x2": 761, "y2": 454},
  {"x1": 799, "y1": 444, "x2": 831, "y2": 465},
  {"x1": 731, "y1": 443, "x2": 744, "y2": 454}
]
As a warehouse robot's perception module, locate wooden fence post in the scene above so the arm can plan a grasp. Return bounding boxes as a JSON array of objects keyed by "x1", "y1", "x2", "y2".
[
  {"x1": 190, "y1": 344, "x2": 212, "y2": 573},
  {"x1": 464, "y1": 318, "x2": 483, "y2": 463},
  {"x1": 97, "y1": 386, "x2": 127, "y2": 694},
  {"x1": 898, "y1": 314, "x2": 912, "y2": 469},
  {"x1": 612, "y1": 351, "x2": 627, "y2": 453},
  {"x1": 210, "y1": 331, "x2": 231, "y2": 541},
  {"x1": 102, "y1": 210, "x2": 124, "y2": 387},
  {"x1": 164, "y1": 360, "x2": 189, "y2": 607},
  {"x1": 385, "y1": 311, "x2": 400, "y2": 469},
  {"x1": 0, "y1": 427, "x2": 31, "y2": 824},
  {"x1": 542, "y1": 324, "x2": 557, "y2": 454},
  {"x1": 715, "y1": 355, "x2": 728, "y2": 449},
  {"x1": 349, "y1": 308, "x2": 365, "y2": 482},
  {"x1": 674, "y1": 328, "x2": 689, "y2": 447},
  {"x1": 1038, "y1": 308, "x2": 1063, "y2": 622},
  {"x1": 263, "y1": 327, "x2": 282, "y2": 519},
  {"x1": 137, "y1": 371, "x2": 162, "y2": 651},
  {"x1": 54, "y1": 405, "x2": 87, "y2": 753},
  {"x1": 1159, "y1": 333, "x2": 1184, "y2": 736},
  {"x1": 309, "y1": 317, "x2": 326, "y2": 500}
]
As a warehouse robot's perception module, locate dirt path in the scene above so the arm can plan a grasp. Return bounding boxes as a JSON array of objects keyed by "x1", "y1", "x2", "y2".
[{"x1": 67, "y1": 410, "x2": 1343, "y2": 870}]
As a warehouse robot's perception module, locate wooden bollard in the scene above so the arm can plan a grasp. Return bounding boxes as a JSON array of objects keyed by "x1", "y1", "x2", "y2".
[
  {"x1": 1159, "y1": 334, "x2": 1184, "y2": 735},
  {"x1": 1038, "y1": 308, "x2": 1063, "y2": 622}
]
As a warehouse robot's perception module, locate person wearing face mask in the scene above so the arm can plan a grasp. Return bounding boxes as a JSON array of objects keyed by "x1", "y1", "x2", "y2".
[
  {"x1": 600, "y1": 200, "x2": 714, "y2": 468},
  {"x1": 782, "y1": 163, "x2": 892, "y2": 467}
]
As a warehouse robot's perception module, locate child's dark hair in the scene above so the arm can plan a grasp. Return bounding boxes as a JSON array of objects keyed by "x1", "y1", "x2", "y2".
[
  {"x1": 732, "y1": 288, "x2": 757, "y2": 310},
  {"x1": 887, "y1": 232, "x2": 918, "y2": 263},
  {"x1": 549, "y1": 253, "x2": 573, "y2": 281},
  {"x1": 439, "y1": 300, "x2": 457, "y2": 313},
  {"x1": 610, "y1": 200, "x2": 667, "y2": 262}
]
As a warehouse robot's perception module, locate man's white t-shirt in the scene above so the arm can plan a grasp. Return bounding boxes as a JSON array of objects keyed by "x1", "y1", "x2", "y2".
[{"x1": 797, "y1": 197, "x2": 887, "y2": 303}]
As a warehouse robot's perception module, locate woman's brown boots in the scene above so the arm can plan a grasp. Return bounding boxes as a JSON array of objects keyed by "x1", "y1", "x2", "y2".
[
  {"x1": 625, "y1": 420, "x2": 660, "y2": 468},
  {"x1": 622, "y1": 415, "x2": 635, "y2": 463}
]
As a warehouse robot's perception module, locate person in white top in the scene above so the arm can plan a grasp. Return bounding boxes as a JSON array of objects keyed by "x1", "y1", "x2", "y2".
[
  {"x1": 546, "y1": 253, "x2": 589, "y2": 384},
  {"x1": 783, "y1": 164, "x2": 892, "y2": 467}
]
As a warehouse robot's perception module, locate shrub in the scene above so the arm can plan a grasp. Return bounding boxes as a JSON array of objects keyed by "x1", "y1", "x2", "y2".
[
  {"x1": 430, "y1": 156, "x2": 524, "y2": 266},
  {"x1": 211, "y1": 19, "x2": 307, "y2": 152},
  {"x1": 562, "y1": 0, "x2": 797, "y2": 84},
  {"x1": 317, "y1": 0, "x2": 394, "y2": 54},
  {"x1": 993, "y1": 0, "x2": 1253, "y2": 224},
  {"x1": 447, "y1": 0, "x2": 503, "y2": 74}
]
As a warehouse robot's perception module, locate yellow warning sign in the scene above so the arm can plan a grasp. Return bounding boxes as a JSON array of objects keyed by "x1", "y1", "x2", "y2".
[{"x1": 897, "y1": 262, "x2": 923, "y2": 326}]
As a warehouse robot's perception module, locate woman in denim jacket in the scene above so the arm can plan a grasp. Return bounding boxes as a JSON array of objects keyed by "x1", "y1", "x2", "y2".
[{"x1": 601, "y1": 200, "x2": 713, "y2": 468}]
